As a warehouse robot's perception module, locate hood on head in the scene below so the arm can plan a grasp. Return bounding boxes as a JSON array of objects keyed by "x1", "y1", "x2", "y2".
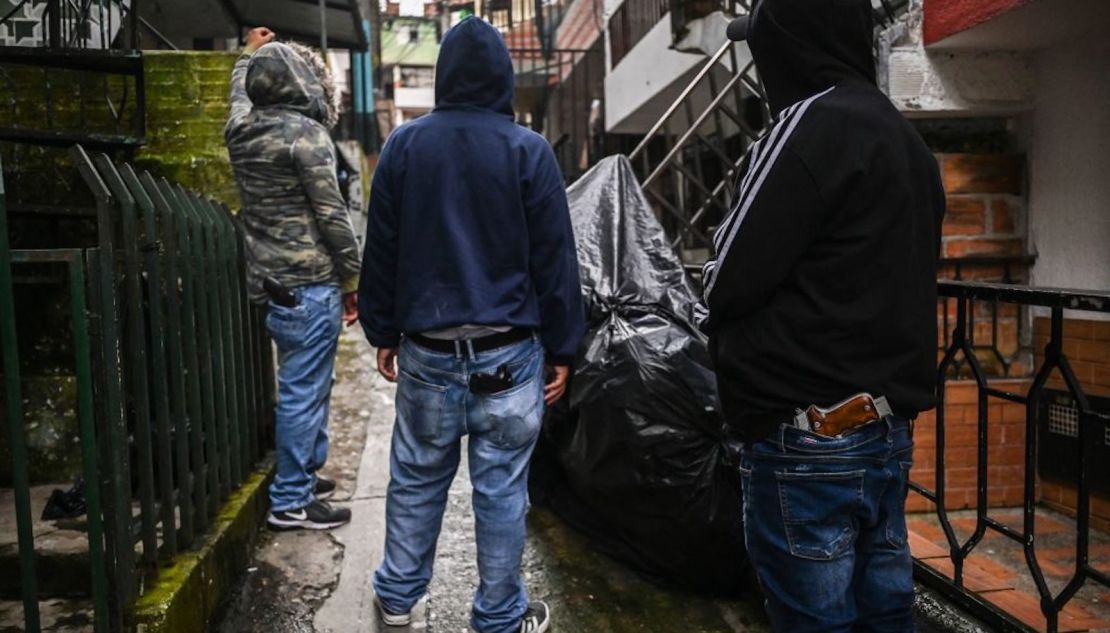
[
  {"x1": 246, "y1": 42, "x2": 331, "y2": 125},
  {"x1": 745, "y1": 0, "x2": 876, "y2": 115},
  {"x1": 434, "y1": 16, "x2": 515, "y2": 116}
]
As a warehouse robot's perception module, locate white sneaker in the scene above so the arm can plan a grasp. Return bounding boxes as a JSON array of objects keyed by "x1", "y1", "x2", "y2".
[{"x1": 374, "y1": 595, "x2": 412, "y2": 627}]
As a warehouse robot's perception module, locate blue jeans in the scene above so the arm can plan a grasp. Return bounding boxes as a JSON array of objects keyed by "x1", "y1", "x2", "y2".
[
  {"x1": 265, "y1": 284, "x2": 341, "y2": 512},
  {"x1": 373, "y1": 336, "x2": 545, "y2": 633},
  {"x1": 740, "y1": 417, "x2": 915, "y2": 633}
]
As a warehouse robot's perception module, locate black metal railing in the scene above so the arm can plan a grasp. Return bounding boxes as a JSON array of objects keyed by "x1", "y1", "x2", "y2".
[
  {"x1": 0, "y1": 146, "x2": 275, "y2": 633},
  {"x1": 0, "y1": 0, "x2": 146, "y2": 149},
  {"x1": 938, "y1": 255, "x2": 1037, "y2": 379},
  {"x1": 915, "y1": 281, "x2": 1110, "y2": 633},
  {"x1": 627, "y1": 39, "x2": 767, "y2": 265},
  {"x1": 512, "y1": 46, "x2": 606, "y2": 183}
]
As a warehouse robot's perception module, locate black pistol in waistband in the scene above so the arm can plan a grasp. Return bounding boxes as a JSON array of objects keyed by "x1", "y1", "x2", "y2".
[{"x1": 263, "y1": 276, "x2": 298, "y2": 308}]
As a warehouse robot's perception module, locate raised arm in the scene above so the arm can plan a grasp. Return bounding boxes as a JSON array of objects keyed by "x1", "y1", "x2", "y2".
[{"x1": 225, "y1": 27, "x2": 274, "y2": 138}]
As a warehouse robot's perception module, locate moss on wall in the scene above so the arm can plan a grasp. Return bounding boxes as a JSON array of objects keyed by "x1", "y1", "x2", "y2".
[{"x1": 136, "y1": 51, "x2": 241, "y2": 209}]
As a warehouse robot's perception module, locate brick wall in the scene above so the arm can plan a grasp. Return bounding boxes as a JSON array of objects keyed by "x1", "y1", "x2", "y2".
[
  {"x1": 908, "y1": 380, "x2": 1032, "y2": 512},
  {"x1": 937, "y1": 153, "x2": 1025, "y2": 262},
  {"x1": 913, "y1": 153, "x2": 1110, "y2": 529},
  {"x1": 1033, "y1": 317, "x2": 1110, "y2": 530},
  {"x1": 908, "y1": 152, "x2": 1033, "y2": 513}
]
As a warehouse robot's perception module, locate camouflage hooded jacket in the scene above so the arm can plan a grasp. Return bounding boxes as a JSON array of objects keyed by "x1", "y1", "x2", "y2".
[{"x1": 225, "y1": 42, "x2": 361, "y2": 303}]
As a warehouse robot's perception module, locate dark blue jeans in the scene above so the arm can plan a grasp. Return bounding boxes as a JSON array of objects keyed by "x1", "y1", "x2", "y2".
[{"x1": 740, "y1": 417, "x2": 915, "y2": 633}]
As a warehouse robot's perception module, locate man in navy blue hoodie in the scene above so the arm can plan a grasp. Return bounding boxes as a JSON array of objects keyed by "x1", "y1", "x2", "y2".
[{"x1": 358, "y1": 16, "x2": 583, "y2": 633}]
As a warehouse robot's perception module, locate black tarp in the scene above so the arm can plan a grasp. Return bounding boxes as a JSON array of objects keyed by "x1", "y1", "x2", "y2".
[{"x1": 530, "y1": 155, "x2": 749, "y2": 594}]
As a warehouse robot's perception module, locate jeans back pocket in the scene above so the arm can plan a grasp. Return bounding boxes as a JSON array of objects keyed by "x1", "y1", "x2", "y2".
[
  {"x1": 775, "y1": 469, "x2": 866, "y2": 561},
  {"x1": 397, "y1": 369, "x2": 449, "y2": 444},
  {"x1": 478, "y1": 376, "x2": 543, "y2": 450}
]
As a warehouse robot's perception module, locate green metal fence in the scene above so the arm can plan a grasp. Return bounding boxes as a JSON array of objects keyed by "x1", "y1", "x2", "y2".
[{"x1": 0, "y1": 146, "x2": 276, "y2": 632}]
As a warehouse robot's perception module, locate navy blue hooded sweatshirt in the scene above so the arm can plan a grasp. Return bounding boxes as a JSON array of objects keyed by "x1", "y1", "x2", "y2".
[{"x1": 358, "y1": 17, "x2": 585, "y2": 365}]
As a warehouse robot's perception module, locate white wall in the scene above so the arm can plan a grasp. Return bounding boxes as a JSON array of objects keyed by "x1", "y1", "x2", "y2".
[{"x1": 1023, "y1": 36, "x2": 1110, "y2": 299}]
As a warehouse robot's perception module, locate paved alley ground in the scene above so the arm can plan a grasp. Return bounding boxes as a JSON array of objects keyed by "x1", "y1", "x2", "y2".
[
  {"x1": 215, "y1": 329, "x2": 981, "y2": 633},
  {"x1": 216, "y1": 329, "x2": 771, "y2": 633}
]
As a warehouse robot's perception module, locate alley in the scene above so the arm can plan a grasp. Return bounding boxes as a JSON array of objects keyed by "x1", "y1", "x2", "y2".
[
  {"x1": 217, "y1": 329, "x2": 771, "y2": 633},
  {"x1": 215, "y1": 329, "x2": 992, "y2": 633}
]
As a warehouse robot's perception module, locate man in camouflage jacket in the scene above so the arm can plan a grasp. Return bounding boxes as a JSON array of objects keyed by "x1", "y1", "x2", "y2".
[{"x1": 225, "y1": 27, "x2": 359, "y2": 530}]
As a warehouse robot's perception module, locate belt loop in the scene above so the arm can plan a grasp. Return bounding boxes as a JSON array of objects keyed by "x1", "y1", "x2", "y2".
[
  {"x1": 453, "y1": 340, "x2": 462, "y2": 359},
  {"x1": 466, "y1": 339, "x2": 476, "y2": 359},
  {"x1": 777, "y1": 425, "x2": 786, "y2": 453}
]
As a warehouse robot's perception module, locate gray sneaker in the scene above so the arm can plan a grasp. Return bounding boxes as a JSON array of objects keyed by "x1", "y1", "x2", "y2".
[{"x1": 519, "y1": 601, "x2": 550, "y2": 633}]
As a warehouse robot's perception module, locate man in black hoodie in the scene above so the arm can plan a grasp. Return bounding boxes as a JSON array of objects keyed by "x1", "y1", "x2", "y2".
[{"x1": 697, "y1": 0, "x2": 945, "y2": 631}]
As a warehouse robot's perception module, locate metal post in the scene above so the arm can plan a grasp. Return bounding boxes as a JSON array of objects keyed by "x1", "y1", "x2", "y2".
[
  {"x1": 72, "y1": 144, "x2": 135, "y2": 622},
  {"x1": 0, "y1": 150, "x2": 42, "y2": 633},
  {"x1": 320, "y1": 0, "x2": 328, "y2": 54},
  {"x1": 120, "y1": 164, "x2": 178, "y2": 559},
  {"x1": 92, "y1": 154, "x2": 160, "y2": 578},
  {"x1": 66, "y1": 252, "x2": 109, "y2": 633}
]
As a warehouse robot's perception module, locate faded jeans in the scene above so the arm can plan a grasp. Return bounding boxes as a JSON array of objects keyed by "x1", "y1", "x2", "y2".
[
  {"x1": 265, "y1": 284, "x2": 341, "y2": 512},
  {"x1": 740, "y1": 416, "x2": 915, "y2": 633},
  {"x1": 373, "y1": 335, "x2": 545, "y2": 633}
]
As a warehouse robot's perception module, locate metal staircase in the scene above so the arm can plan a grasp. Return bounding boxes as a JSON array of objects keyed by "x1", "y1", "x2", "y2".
[
  {"x1": 627, "y1": 0, "x2": 765, "y2": 274},
  {"x1": 627, "y1": 0, "x2": 911, "y2": 275}
]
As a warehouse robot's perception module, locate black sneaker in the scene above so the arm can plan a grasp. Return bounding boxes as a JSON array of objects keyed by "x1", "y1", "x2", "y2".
[
  {"x1": 267, "y1": 500, "x2": 350, "y2": 531},
  {"x1": 315, "y1": 477, "x2": 337, "y2": 500},
  {"x1": 519, "y1": 601, "x2": 550, "y2": 633}
]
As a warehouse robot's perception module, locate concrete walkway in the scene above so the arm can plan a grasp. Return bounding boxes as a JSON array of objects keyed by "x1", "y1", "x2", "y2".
[
  {"x1": 311, "y1": 331, "x2": 768, "y2": 633},
  {"x1": 219, "y1": 329, "x2": 986, "y2": 633}
]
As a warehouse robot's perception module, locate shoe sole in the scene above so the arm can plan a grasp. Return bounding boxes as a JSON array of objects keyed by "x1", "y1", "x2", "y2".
[
  {"x1": 380, "y1": 611, "x2": 411, "y2": 627},
  {"x1": 374, "y1": 598, "x2": 412, "y2": 627},
  {"x1": 266, "y1": 516, "x2": 348, "y2": 531}
]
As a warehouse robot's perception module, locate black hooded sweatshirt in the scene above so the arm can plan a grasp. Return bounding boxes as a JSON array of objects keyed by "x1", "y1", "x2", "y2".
[{"x1": 697, "y1": 0, "x2": 946, "y2": 442}]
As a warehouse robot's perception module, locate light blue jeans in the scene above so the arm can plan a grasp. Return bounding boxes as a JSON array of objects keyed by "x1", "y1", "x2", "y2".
[
  {"x1": 373, "y1": 335, "x2": 545, "y2": 633},
  {"x1": 265, "y1": 284, "x2": 341, "y2": 512}
]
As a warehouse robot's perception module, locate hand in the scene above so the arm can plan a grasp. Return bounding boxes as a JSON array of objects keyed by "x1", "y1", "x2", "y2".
[
  {"x1": 544, "y1": 365, "x2": 570, "y2": 406},
  {"x1": 342, "y1": 292, "x2": 358, "y2": 327},
  {"x1": 377, "y1": 347, "x2": 398, "y2": 383},
  {"x1": 245, "y1": 27, "x2": 275, "y2": 52}
]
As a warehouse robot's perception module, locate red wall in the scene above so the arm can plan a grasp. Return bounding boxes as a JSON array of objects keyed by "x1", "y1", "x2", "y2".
[{"x1": 923, "y1": 0, "x2": 1033, "y2": 45}]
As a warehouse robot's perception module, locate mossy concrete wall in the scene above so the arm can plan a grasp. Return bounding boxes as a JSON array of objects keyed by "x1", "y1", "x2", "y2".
[
  {"x1": 0, "y1": 50, "x2": 242, "y2": 209},
  {"x1": 135, "y1": 51, "x2": 241, "y2": 209},
  {"x1": 127, "y1": 459, "x2": 274, "y2": 633},
  {"x1": 0, "y1": 51, "x2": 244, "y2": 484}
]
